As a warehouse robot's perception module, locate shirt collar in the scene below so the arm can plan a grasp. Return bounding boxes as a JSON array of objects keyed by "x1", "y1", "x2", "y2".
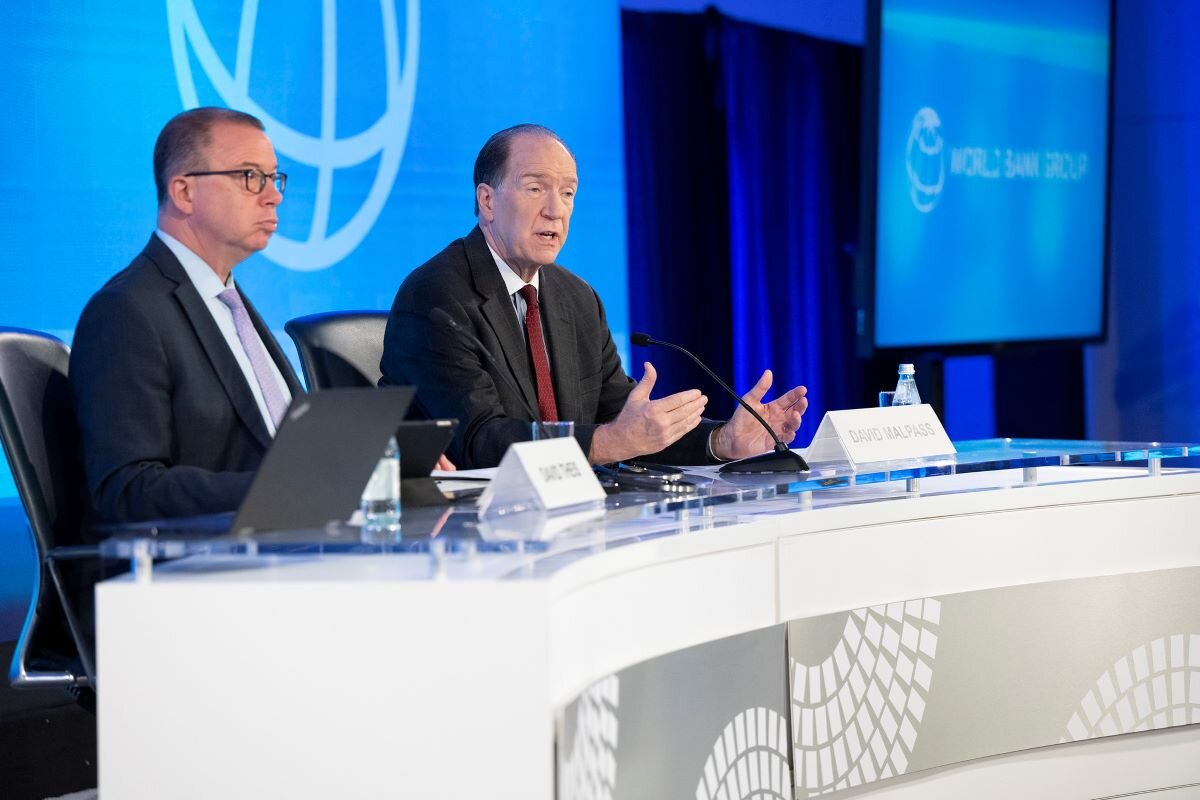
[
  {"x1": 485, "y1": 240, "x2": 540, "y2": 297},
  {"x1": 155, "y1": 229, "x2": 235, "y2": 298}
]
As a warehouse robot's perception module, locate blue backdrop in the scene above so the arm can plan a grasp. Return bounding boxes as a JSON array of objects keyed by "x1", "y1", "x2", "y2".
[
  {"x1": 1, "y1": 1, "x2": 628, "y2": 343},
  {"x1": 1086, "y1": 0, "x2": 1200, "y2": 444},
  {"x1": 0, "y1": 0, "x2": 629, "y2": 638}
]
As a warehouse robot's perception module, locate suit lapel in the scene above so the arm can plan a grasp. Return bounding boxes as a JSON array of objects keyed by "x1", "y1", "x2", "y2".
[
  {"x1": 144, "y1": 237, "x2": 274, "y2": 450},
  {"x1": 464, "y1": 228, "x2": 539, "y2": 416},
  {"x1": 538, "y1": 267, "x2": 579, "y2": 422}
]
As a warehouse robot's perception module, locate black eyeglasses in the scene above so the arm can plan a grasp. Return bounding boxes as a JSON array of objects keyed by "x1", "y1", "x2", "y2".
[{"x1": 184, "y1": 168, "x2": 287, "y2": 195}]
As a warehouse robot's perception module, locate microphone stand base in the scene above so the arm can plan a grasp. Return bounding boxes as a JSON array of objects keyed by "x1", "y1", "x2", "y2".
[{"x1": 718, "y1": 449, "x2": 810, "y2": 474}]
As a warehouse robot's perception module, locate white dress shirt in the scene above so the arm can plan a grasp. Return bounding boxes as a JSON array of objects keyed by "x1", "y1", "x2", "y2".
[{"x1": 486, "y1": 240, "x2": 542, "y2": 342}]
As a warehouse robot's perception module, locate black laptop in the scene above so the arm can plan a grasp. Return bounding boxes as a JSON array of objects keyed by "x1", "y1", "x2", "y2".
[
  {"x1": 93, "y1": 387, "x2": 465, "y2": 539},
  {"x1": 395, "y1": 419, "x2": 457, "y2": 479},
  {"x1": 393, "y1": 418, "x2": 459, "y2": 507},
  {"x1": 230, "y1": 387, "x2": 416, "y2": 534}
]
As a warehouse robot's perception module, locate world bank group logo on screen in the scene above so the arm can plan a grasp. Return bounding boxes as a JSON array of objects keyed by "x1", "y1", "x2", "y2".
[
  {"x1": 905, "y1": 107, "x2": 944, "y2": 213},
  {"x1": 166, "y1": 0, "x2": 420, "y2": 271}
]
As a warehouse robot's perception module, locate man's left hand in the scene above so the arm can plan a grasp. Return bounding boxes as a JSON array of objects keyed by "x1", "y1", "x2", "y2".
[{"x1": 710, "y1": 370, "x2": 807, "y2": 461}]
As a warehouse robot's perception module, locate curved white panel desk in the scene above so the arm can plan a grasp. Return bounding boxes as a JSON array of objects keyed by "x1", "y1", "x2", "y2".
[{"x1": 95, "y1": 441, "x2": 1200, "y2": 798}]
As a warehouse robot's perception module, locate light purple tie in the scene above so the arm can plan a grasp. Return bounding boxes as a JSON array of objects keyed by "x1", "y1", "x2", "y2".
[{"x1": 218, "y1": 288, "x2": 289, "y2": 428}]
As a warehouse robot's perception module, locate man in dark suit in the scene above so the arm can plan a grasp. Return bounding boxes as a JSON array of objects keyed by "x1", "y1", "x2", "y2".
[
  {"x1": 381, "y1": 124, "x2": 807, "y2": 468},
  {"x1": 71, "y1": 107, "x2": 301, "y2": 524}
]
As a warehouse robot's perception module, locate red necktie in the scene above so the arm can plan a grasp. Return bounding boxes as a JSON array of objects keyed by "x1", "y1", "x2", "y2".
[{"x1": 518, "y1": 284, "x2": 559, "y2": 423}]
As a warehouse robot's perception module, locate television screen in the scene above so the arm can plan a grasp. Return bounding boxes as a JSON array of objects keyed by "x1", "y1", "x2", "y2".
[{"x1": 866, "y1": 0, "x2": 1112, "y2": 350}]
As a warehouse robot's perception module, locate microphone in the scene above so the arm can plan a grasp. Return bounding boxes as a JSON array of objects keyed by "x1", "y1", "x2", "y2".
[
  {"x1": 429, "y1": 308, "x2": 550, "y2": 441},
  {"x1": 630, "y1": 332, "x2": 808, "y2": 474}
]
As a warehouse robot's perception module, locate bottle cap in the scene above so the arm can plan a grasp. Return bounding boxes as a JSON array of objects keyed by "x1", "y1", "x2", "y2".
[{"x1": 898, "y1": 363, "x2": 915, "y2": 375}]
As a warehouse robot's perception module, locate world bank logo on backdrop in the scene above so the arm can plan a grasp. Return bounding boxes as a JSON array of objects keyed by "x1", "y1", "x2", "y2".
[
  {"x1": 905, "y1": 107, "x2": 944, "y2": 213},
  {"x1": 166, "y1": 0, "x2": 420, "y2": 271}
]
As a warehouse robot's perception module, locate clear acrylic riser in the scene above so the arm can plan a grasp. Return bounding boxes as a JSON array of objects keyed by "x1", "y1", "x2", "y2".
[{"x1": 97, "y1": 439, "x2": 1195, "y2": 575}]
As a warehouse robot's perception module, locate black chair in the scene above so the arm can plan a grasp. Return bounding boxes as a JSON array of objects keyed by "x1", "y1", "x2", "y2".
[
  {"x1": 285, "y1": 311, "x2": 390, "y2": 391},
  {"x1": 0, "y1": 328, "x2": 96, "y2": 692}
]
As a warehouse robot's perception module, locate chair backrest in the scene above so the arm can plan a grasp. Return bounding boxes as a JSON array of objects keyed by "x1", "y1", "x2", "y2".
[
  {"x1": 285, "y1": 311, "x2": 389, "y2": 391},
  {"x1": 0, "y1": 327, "x2": 91, "y2": 689},
  {"x1": 0, "y1": 329, "x2": 83, "y2": 555}
]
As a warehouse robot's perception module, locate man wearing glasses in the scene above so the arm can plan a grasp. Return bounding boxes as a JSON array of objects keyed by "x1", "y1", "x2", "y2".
[{"x1": 71, "y1": 107, "x2": 301, "y2": 524}]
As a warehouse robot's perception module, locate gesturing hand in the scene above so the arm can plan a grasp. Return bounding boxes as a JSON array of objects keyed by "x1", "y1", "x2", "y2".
[
  {"x1": 588, "y1": 362, "x2": 707, "y2": 464},
  {"x1": 710, "y1": 370, "x2": 807, "y2": 461}
]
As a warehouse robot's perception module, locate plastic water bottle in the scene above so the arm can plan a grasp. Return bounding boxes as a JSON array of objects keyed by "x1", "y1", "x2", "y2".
[
  {"x1": 361, "y1": 436, "x2": 401, "y2": 533},
  {"x1": 892, "y1": 363, "x2": 922, "y2": 406}
]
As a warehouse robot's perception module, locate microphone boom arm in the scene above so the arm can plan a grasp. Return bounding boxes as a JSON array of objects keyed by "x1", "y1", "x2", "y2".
[{"x1": 631, "y1": 333, "x2": 809, "y2": 474}]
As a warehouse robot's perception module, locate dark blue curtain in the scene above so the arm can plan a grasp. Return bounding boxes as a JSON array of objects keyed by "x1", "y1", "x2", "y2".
[
  {"x1": 720, "y1": 19, "x2": 862, "y2": 439},
  {"x1": 622, "y1": 11, "x2": 733, "y2": 415},
  {"x1": 623, "y1": 10, "x2": 862, "y2": 438}
]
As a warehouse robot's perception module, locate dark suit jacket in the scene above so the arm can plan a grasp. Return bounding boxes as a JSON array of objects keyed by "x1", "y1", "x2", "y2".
[
  {"x1": 70, "y1": 234, "x2": 303, "y2": 526},
  {"x1": 380, "y1": 226, "x2": 720, "y2": 468}
]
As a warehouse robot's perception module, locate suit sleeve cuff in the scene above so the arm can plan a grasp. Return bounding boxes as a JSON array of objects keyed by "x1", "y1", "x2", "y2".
[{"x1": 706, "y1": 423, "x2": 728, "y2": 463}]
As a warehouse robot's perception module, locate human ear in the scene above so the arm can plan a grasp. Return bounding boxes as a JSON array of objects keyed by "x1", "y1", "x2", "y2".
[
  {"x1": 476, "y1": 183, "x2": 495, "y2": 221},
  {"x1": 167, "y1": 176, "x2": 195, "y2": 214}
]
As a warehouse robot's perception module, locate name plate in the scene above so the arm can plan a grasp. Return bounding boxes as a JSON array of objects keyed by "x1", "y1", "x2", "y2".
[
  {"x1": 806, "y1": 404, "x2": 955, "y2": 468},
  {"x1": 477, "y1": 437, "x2": 605, "y2": 517}
]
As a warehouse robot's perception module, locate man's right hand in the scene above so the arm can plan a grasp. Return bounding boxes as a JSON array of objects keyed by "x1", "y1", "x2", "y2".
[{"x1": 588, "y1": 362, "x2": 707, "y2": 464}]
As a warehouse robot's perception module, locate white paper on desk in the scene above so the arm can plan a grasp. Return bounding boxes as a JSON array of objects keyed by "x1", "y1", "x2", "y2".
[{"x1": 432, "y1": 467, "x2": 496, "y2": 480}]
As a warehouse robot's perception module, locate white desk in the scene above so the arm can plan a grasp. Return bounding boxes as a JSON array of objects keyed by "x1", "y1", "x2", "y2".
[{"x1": 97, "y1": 455, "x2": 1200, "y2": 799}]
